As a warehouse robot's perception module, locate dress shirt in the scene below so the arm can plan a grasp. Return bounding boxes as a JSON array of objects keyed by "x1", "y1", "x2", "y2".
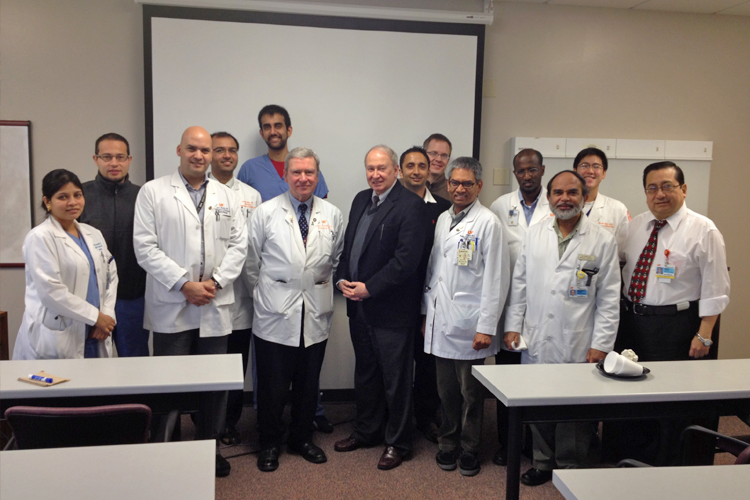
[
  {"x1": 519, "y1": 188, "x2": 542, "y2": 226},
  {"x1": 619, "y1": 203, "x2": 730, "y2": 317},
  {"x1": 287, "y1": 191, "x2": 313, "y2": 218},
  {"x1": 553, "y1": 215, "x2": 584, "y2": 258}
]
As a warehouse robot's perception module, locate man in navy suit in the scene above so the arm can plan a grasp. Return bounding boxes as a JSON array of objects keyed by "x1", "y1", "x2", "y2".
[{"x1": 334, "y1": 145, "x2": 426, "y2": 470}]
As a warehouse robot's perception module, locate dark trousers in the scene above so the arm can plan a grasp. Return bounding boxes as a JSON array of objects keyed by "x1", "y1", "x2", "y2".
[
  {"x1": 350, "y1": 306, "x2": 414, "y2": 455},
  {"x1": 495, "y1": 348, "x2": 522, "y2": 450},
  {"x1": 435, "y1": 357, "x2": 486, "y2": 453},
  {"x1": 413, "y1": 326, "x2": 440, "y2": 428},
  {"x1": 254, "y1": 334, "x2": 327, "y2": 449},
  {"x1": 225, "y1": 327, "x2": 252, "y2": 429},
  {"x1": 606, "y1": 301, "x2": 715, "y2": 466},
  {"x1": 152, "y1": 330, "x2": 228, "y2": 442}
]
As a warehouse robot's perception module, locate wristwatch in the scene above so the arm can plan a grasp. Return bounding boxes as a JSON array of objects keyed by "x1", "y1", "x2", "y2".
[
  {"x1": 695, "y1": 333, "x2": 713, "y2": 347},
  {"x1": 212, "y1": 278, "x2": 222, "y2": 290}
]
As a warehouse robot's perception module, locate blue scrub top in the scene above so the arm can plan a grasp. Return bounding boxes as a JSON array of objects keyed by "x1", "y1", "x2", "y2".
[{"x1": 237, "y1": 154, "x2": 329, "y2": 202}]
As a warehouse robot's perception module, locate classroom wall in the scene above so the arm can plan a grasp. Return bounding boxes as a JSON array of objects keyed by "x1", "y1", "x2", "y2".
[{"x1": 1, "y1": 1, "x2": 748, "y2": 371}]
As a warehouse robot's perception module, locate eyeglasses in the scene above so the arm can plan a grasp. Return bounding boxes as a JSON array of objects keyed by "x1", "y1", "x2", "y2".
[
  {"x1": 448, "y1": 179, "x2": 476, "y2": 189},
  {"x1": 577, "y1": 163, "x2": 603, "y2": 171},
  {"x1": 513, "y1": 167, "x2": 540, "y2": 176},
  {"x1": 427, "y1": 151, "x2": 450, "y2": 162},
  {"x1": 213, "y1": 147, "x2": 238, "y2": 155},
  {"x1": 96, "y1": 154, "x2": 129, "y2": 162},
  {"x1": 645, "y1": 183, "x2": 681, "y2": 195}
]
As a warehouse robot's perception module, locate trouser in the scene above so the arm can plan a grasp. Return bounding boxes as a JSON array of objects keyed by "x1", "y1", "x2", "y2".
[
  {"x1": 112, "y1": 296, "x2": 150, "y2": 357},
  {"x1": 495, "y1": 348, "x2": 522, "y2": 449},
  {"x1": 413, "y1": 326, "x2": 440, "y2": 428},
  {"x1": 225, "y1": 327, "x2": 252, "y2": 429},
  {"x1": 254, "y1": 334, "x2": 327, "y2": 449},
  {"x1": 251, "y1": 334, "x2": 326, "y2": 417},
  {"x1": 152, "y1": 330, "x2": 228, "y2": 442},
  {"x1": 531, "y1": 422, "x2": 593, "y2": 471},
  {"x1": 349, "y1": 305, "x2": 414, "y2": 455},
  {"x1": 606, "y1": 300, "x2": 715, "y2": 466},
  {"x1": 435, "y1": 356, "x2": 486, "y2": 453}
]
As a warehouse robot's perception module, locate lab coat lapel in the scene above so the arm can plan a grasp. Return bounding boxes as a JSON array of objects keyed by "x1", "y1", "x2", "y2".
[
  {"x1": 49, "y1": 217, "x2": 88, "y2": 264},
  {"x1": 282, "y1": 195, "x2": 306, "y2": 259},
  {"x1": 171, "y1": 171, "x2": 201, "y2": 223},
  {"x1": 559, "y1": 216, "x2": 588, "y2": 263},
  {"x1": 305, "y1": 199, "x2": 323, "y2": 254}
]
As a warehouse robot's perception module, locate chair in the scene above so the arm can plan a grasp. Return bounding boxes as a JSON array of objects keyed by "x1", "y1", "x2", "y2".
[
  {"x1": 4, "y1": 404, "x2": 152, "y2": 450},
  {"x1": 617, "y1": 425, "x2": 750, "y2": 467}
]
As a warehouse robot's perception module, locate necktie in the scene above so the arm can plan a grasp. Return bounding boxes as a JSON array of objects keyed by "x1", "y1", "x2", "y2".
[
  {"x1": 368, "y1": 195, "x2": 380, "y2": 215},
  {"x1": 298, "y1": 204, "x2": 309, "y2": 245},
  {"x1": 628, "y1": 219, "x2": 667, "y2": 303}
]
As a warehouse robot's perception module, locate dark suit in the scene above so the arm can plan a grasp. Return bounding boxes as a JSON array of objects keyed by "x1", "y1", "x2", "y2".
[
  {"x1": 412, "y1": 192, "x2": 451, "y2": 430},
  {"x1": 336, "y1": 181, "x2": 426, "y2": 454}
]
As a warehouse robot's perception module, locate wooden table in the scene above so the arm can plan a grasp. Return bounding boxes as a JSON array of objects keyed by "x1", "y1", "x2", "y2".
[
  {"x1": 473, "y1": 359, "x2": 750, "y2": 500},
  {"x1": 0, "y1": 440, "x2": 216, "y2": 499}
]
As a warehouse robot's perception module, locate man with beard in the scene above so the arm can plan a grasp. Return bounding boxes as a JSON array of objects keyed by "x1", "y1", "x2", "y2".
[
  {"x1": 237, "y1": 105, "x2": 333, "y2": 432},
  {"x1": 503, "y1": 170, "x2": 620, "y2": 486},
  {"x1": 399, "y1": 146, "x2": 450, "y2": 443},
  {"x1": 237, "y1": 104, "x2": 329, "y2": 202}
]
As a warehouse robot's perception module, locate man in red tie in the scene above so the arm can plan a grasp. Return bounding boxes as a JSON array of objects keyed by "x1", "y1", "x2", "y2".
[{"x1": 613, "y1": 161, "x2": 730, "y2": 465}]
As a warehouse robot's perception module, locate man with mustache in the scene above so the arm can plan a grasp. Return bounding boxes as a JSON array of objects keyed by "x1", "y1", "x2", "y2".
[
  {"x1": 237, "y1": 104, "x2": 329, "y2": 202},
  {"x1": 399, "y1": 146, "x2": 450, "y2": 443},
  {"x1": 503, "y1": 170, "x2": 620, "y2": 486}
]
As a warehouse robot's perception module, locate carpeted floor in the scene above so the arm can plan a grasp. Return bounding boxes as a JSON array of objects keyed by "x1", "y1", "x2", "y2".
[{"x1": 176, "y1": 401, "x2": 750, "y2": 500}]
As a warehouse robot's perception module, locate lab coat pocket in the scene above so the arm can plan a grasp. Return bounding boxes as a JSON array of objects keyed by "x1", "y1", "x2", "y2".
[
  {"x1": 41, "y1": 307, "x2": 73, "y2": 331},
  {"x1": 311, "y1": 282, "x2": 333, "y2": 315},
  {"x1": 255, "y1": 276, "x2": 292, "y2": 315},
  {"x1": 448, "y1": 292, "x2": 481, "y2": 336},
  {"x1": 213, "y1": 286, "x2": 235, "y2": 306},
  {"x1": 562, "y1": 328, "x2": 590, "y2": 363},
  {"x1": 522, "y1": 323, "x2": 539, "y2": 357},
  {"x1": 218, "y1": 214, "x2": 231, "y2": 240}
]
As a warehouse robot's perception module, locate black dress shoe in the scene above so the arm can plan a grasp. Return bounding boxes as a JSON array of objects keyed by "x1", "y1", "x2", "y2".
[
  {"x1": 334, "y1": 436, "x2": 365, "y2": 452},
  {"x1": 520, "y1": 467, "x2": 552, "y2": 486},
  {"x1": 492, "y1": 445, "x2": 507, "y2": 466},
  {"x1": 220, "y1": 426, "x2": 241, "y2": 445},
  {"x1": 288, "y1": 441, "x2": 327, "y2": 464},
  {"x1": 257, "y1": 447, "x2": 280, "y2": 472},
  {"x1": 216, "y1": 454, "x2": 231, "y2": 477},
  {"x1": 312, "y1": 415, "x2": 334, "y2": 433}
]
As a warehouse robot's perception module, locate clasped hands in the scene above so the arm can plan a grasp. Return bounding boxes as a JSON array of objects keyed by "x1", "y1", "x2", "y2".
[{"x1": 338, "y1": 280, "x2": 370, "y2": 301}]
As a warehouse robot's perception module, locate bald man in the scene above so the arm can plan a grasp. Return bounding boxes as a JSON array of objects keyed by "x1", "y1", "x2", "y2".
[{"x1": 134, "y1": 126, "x2": 248, "y2": 477}]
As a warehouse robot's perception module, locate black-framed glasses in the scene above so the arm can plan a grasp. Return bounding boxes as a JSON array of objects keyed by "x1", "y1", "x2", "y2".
[
  {"x1": 448, "y1": 179, "x2": 476, "y2": 189},
  {"x1": 96, "y1": 154, "x2": 129, "y2": 162},
  {"x1": 213, "y1": 147, "x2": 238, "y2": 155}
]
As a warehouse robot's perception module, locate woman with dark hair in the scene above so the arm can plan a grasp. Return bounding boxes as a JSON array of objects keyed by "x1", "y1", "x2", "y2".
[{"x1": 13, "y1": 169, "x2": 118, "y2": 359}]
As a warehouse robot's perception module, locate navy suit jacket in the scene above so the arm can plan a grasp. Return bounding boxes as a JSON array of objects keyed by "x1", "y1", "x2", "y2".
[{"x1": 336, "y1": 181, "x2": 426, "y2": 329}]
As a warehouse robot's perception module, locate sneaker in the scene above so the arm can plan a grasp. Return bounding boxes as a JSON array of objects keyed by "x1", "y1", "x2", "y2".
[
  {"x1": 312, "y1": 415, "x2": 334, "y2": 433},
  {"x1": 436, "y1": 449, "x2": 457, "y2": 471},
  {"x1": 458, "y1": 451, "x2": 480, "y2": 477}
]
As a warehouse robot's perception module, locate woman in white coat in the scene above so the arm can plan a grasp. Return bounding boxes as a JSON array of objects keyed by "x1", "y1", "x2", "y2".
[{"x1": 13, "y1": 170, "x2": 118, "y2": 360}]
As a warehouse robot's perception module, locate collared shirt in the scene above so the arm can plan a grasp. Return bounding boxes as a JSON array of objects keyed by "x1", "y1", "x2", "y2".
[
  {"x1": 207, "y1": 171, "x2": 236, "y2": 189},
  {"x1": 553, "y1": 214, "x2": 584, "y2": 258},
  {"x1": 619, "y1": 203, "x2": 730, "y2": 317},
  {"x1": 519, "y1": 188, "x2": 542, "y2": 226},
  {"x1": 423, "y1": 188, "x2": 437, "y2": 204},
  {"x1": 288, "y1": 191, "x2": 313, "y2": 217},
  {"x1": 373, "y1": 180, "x2": 397, "y2": 207},
  {"x1": 175, "y1": 169, "x2": 210, "y2": 291},
  {"x1": 449, "y1": 200, "x2": 478, "y2": 230}
]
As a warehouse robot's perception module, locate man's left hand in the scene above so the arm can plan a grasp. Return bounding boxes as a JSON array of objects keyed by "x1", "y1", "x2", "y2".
[
  {"x1": 689, "y1": 336, "x2": 710, "y2": 359},
  {"x1": 472, "y1": 333, "x2": 492, "y2": 351},
  {"x1": 346, "y1": 281, "x2": 370, "y2": 301},
  {"x1": 586, "y1": 348, "x2": 607, "y2": 363}
]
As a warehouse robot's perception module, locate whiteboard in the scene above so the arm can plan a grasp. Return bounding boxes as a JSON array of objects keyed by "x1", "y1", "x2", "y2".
[{"x1": 0, "y1": 121, "x2": 33, "y2": 266}]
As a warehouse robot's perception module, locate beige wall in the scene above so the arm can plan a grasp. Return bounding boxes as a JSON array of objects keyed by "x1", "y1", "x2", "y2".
[{"x1": 1, "y1": 0, "x2": 748, "y2": 359}]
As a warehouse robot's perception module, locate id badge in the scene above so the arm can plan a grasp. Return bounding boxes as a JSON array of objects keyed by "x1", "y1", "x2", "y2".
[
  {"x1": 508, "y1": 209, "x2": 520, "y2": 227},
  {"x1": 457, "y1": 248, "x2": 470, "y2": 266},
  {"x1": 569, "y1": 287, "x2": 589, "y2": 299},
  {"x1": 655, "y1": 264, "x2": 676, "y2": 284}
]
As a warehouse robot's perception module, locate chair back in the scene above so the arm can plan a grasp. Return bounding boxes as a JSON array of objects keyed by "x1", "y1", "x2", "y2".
[{"x1": 5, "y1": 404, "x2": 151, "y2": 450}]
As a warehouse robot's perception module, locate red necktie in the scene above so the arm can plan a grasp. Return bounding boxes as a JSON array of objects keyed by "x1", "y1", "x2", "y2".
[{"x1": 628, "y1": 219, "x2": 666, "y2": 303}]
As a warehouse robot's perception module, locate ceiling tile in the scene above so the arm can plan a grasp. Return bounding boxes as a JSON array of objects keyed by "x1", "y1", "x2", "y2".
[{"x1": 634, "y1": 0, "x2": 746, "y2": 14}]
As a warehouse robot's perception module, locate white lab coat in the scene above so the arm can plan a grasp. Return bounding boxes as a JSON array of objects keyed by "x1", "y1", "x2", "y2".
[
  {"x1": 423, "y1": 201, "x2": 510, "y2": 360},
  {"x1": 586, "y1": 193, "x2": 630, "y2": 240},
  {"x1": 13, "y1": 218, "x2": 118, "y2": 360},
  {"x1": 490, "y1": 189, "x2": 551, "y2": 270},
  {"x1": 246, "y1": 193, "x2": 344, "y2": 348},
  {"x1": 133, "y1": 171, "x2": 248, "y2": 337},
  {"x1": 220, "y1": 176, "x2": 262, "y2": 331},
  {"x1": 505, "y1": 215, "x2": 620, "y2": 364}
]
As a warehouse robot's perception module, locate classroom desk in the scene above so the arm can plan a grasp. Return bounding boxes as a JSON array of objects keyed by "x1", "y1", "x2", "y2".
[
  {"x1": 0, "y1": 440, "x2": 216, "y2": 499},
  {"x1": 553, "y1": 465, "x2": 750, "y2": 500},
  {"x1": 473, "y1": 359, "x2": 750, "y2": 500},
  {"x1": 0, "y1": 354, "x2": 244, "y2": 438}
]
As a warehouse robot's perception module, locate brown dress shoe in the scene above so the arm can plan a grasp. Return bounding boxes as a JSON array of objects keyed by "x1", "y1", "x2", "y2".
[
  {"x1": 377, "y1": 446, "x2": 409, "y2": 470},
  {"x1": 334, "y1": 436, "x2": 364, "y2": 452}
]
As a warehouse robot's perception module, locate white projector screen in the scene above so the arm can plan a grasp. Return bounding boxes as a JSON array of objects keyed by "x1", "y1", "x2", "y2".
[{"x1": 144, "y1": 6, "x2": 484, "y2": 390}]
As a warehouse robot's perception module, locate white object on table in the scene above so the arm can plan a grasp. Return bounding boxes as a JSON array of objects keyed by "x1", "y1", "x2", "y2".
[
  {"x1": 553, "y1": 465, "x2": 750, "y2": 500},
  {"x1": 0, "y1": 440, "x2": 216, "y2": 500}
]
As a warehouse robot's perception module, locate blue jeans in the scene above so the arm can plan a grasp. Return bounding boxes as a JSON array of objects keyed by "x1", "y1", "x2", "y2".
[
  {"x1": 112, "y1": 297, "x2": 150, "y2": 357},
  {"x1": 84, "y1": 332, "x2": 99, "y2": 358}
]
